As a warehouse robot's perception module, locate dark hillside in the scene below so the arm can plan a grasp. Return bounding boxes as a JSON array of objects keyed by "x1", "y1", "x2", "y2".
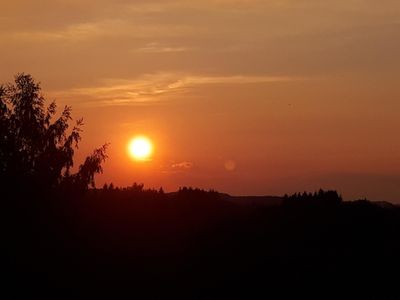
[{"x1": 6, "y1": 188, "x2": 400, "y2": 299}]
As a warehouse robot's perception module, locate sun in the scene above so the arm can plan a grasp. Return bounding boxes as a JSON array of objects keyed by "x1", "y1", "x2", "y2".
[{"x1": 128, "y1": 136, "x2": 153, "y2": 161}]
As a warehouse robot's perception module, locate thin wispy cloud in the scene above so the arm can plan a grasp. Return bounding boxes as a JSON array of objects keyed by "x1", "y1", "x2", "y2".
[
  {"x1": 134, "y1": 43, "x2": 190, "y2": 54},
  {"x1": 2, "y1": 19, "x2": 193, "y2": 43},
  {"x1": 3, "y1": 21, "x2": 118, "y2": 42},
  {"x1": 171, "y1": 161, "x2": 194, "y2": 170},
  {"x1": 57, "y1": 73, "x2": 301, "y2": 106}
]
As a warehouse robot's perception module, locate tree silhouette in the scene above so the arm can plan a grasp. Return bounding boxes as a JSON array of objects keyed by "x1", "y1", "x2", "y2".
[
  {"x1": 0, "y1": 73, "x2": 107, "y2": 194},
  {"x1": 283, "y1": 189, "x2": 342, "y2": 206}
]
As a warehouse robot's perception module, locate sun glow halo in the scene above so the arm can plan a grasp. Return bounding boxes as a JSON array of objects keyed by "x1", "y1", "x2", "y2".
[{"x1": 128, "y1": 136, "x2": 153, "y2": 161}]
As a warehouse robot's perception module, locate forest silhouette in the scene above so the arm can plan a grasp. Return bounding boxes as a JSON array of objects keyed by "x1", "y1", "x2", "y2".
[{"x1": 3, "y1": 74, "x2": 400, "y2": 299}]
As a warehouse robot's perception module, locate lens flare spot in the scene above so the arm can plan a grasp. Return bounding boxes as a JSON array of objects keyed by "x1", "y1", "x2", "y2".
[{"x1": 224, "y1": 160, "x2": 236, "y2": 171}]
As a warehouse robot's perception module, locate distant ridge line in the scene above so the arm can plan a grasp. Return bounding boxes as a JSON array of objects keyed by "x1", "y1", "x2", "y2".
[{"x1": 220, "y1": 194, "x2": 283, "y2": 207}]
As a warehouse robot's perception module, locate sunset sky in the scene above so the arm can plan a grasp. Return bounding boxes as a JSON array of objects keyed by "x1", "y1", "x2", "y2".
[{"x1": 2, "y1": 0, "x2": 400, "y2": 201}]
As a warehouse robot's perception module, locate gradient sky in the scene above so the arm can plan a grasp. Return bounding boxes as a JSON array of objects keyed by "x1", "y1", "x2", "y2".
[{"x1": 2, "y1": 0, "x2": 400, "y2": 201}]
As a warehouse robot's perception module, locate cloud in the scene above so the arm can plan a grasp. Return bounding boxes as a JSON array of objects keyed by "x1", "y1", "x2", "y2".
[
  {"x1": 160, "y1": 161, "x2": 194, "y2": 174},
  {"x1": 2, "y1": 18, "x2": 193, "y2": 43},
  {"x1": 3, "y1": 21, "x2": 115, "y2": 42},
  {"x1": 133, "y1": 43, "x2": 190, "y2": 53},
  {"x1": 6, "y1": 0, "x2": 398, "y2": 47},
  {"x1": 171, "y1": 161, "x2": 194, "y2": 170},
  {"x1": 56, "y1": 72, "x2": 300, "y2": 106}
]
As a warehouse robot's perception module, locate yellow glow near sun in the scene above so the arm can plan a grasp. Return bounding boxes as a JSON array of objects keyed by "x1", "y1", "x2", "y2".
[{"x1": 128, "y1": 136, "x2": 153, "y2": 161}]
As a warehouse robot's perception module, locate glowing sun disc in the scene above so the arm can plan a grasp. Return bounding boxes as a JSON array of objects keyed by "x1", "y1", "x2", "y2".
[{"x1": 128, "y1": 136, "x2": 153, "y2": 161}]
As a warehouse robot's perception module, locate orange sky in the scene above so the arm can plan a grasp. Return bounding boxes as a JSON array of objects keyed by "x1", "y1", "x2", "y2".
[{"x1": 1, "y1": 0, "x2": 400, "y2": 201}]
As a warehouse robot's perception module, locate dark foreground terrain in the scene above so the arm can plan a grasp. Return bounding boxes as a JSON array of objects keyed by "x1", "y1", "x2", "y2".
[{"x1": 6, "y1": 187, "x2": 400, "y2": 299}]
